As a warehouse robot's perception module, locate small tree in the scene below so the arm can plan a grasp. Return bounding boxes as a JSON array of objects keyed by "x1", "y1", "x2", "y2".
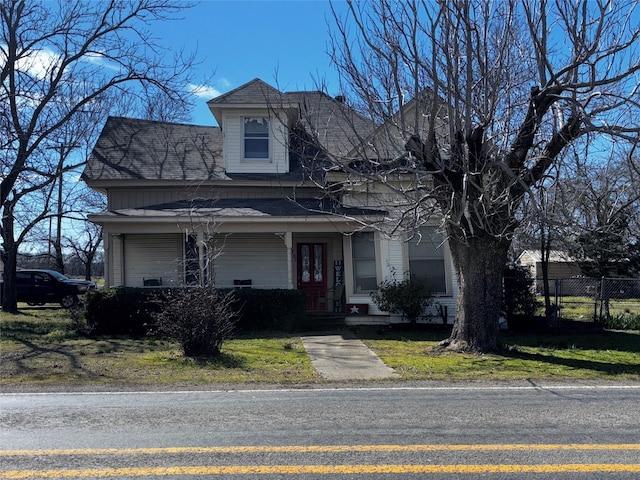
[
  {"x1": 372, "y1": 276, "x2": 433, "y2": 326},
  {"x1": 503, "y1": 265, "x2": 540, "y2": 322},
  {"x1": 154, "y1": 286, "x2": 238, "y2": 357}
]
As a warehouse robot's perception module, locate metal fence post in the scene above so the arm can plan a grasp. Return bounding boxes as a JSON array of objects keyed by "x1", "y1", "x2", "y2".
[
  {"x1": 599, "y1": 276, "x2": 605, "y2": 323},
  {"x1": 554, "y1": 278, "x2": 560, "y2": 324}
]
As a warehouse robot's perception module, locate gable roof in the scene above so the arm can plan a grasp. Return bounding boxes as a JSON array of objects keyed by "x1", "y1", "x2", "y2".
[
  {"x1": 207, "y1": 78, "x2": 298, "y2": 126},
  {"x1": 208, "y1": 78, "x2": 286, "y2": 106},
  {"x1": 84, "y1": 80, "x2": 377, "y2": 184},
  {"x1": 82, "y1": 117, "x2": 225, "y2": 182},
  {"x1": 517, "y1": 250, "x2": 578, "y2": 264}
]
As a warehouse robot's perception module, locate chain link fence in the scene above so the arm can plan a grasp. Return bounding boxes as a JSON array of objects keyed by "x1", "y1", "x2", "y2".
[{"x1": 537, "y1": 277, "x2": 640, "y2": 325}]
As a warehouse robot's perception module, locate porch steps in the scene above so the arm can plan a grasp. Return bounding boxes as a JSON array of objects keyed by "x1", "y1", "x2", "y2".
[{"x1": 303, "y1": 312, "x2": 347, "y2": 332}]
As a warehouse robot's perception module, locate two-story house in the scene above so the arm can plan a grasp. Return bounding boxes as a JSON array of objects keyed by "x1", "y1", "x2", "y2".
[{"x1": 82, "y1": 78, "x2": 458, "y2": 325}]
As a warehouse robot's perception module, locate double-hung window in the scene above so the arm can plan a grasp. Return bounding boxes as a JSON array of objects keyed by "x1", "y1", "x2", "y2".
[
  {"x1": 243, "y1": 117, "x2": 269, "y2": 159},
  {"x1": 408, "y1": 226, "x2": 447, "y2": 294},
  {"x1": 352, "y1": 232, "x2": 378, "y2": 292}
]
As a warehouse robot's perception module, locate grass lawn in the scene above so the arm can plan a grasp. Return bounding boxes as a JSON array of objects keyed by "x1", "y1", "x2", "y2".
[
  {"x1": 357, "y1": 328, "x2": 640, "y2": 381},
  {"x1": 557, "y1": 296, "x2": 640, "y2": 322},
  {"x1": 1, "y1": 307, "x2": 639, "y2": 388},
  {"x1": 0, "y1": 307, "x2": 319, "y2": 387}
]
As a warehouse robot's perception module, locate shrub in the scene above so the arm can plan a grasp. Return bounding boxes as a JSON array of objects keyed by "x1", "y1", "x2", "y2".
[
  {"x1": 153, "y1": 286, "x2": 238, "y2": 357},
  {"x1": 503, "y1": 265, "x2": 540, "y2": 321},
  {"x1": 230, "y1": 288, "x2": 307, "y2": 332},
  {"x1": 371, "y1": 276, "x2": 433, "y2": 325},
  {"x1": 84, "y1": 288, "x2": 160, "y2": 336},
  {"x1": 603, "y1": 313, "x2": 640, "y2": 331}
]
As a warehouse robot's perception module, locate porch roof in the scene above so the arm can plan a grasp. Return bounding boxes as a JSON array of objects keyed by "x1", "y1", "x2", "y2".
[{"x1": 89, "y1": 197, "x2": 386, "y2": 223}]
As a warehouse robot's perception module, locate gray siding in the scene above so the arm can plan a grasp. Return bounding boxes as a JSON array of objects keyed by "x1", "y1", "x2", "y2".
[
  {"x1": 213, "y1": 233, "x2": 288, "y2": 288},
  {"x1": 123, "y1": 234, "x2": 182, "y2": 287},
  {"x1": 108, "y1": 185, "x2": 319, "y2": 210}
]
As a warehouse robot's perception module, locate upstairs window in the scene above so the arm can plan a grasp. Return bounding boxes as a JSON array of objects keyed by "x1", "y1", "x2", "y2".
[
  {"x1": 244, "y1": 117, "x2": 269, "y2": 159},
  {"x1": 408, "y1": 226, "x2": 447, "y2": 294}
]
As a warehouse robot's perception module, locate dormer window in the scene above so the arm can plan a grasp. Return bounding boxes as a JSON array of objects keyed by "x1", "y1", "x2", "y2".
[{"x1": 244, "y1": 117, "x2": 269, "y2": 159}]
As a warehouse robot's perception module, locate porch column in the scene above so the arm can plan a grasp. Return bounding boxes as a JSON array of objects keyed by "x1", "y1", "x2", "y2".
[
  {"x1": 197, "y1": 230, "x2": 206, "y2": 286},
  {"x1": 277, "y1": 232, "x2": 294, "y2": 289},
  {"x1": 103, "y1": 233, "x2": 110, "y2": 287}
]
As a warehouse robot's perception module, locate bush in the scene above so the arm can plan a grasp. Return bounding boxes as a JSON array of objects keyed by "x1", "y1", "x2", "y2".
[
  {"x1": 83, "y1": 287, "x2": 307, "y2": 337},
  {"x1": 603, "y1": 313, "x2": 640, "y2": 331},
  {"x1": 371, "y1": 276, "x2": 433, "y2": 325},
  {"x1": 153, "y1": 286, "x2": 238, "y2": 357},
  {"x1": 84, "y1": 287, "x2": 160, "y2": 336},
  {"x1": 503, "y1": 265, "x2": 540, "y2": 321},
  {"x1": 230, "y1": 288, "x2": 307, "y2": 332}
]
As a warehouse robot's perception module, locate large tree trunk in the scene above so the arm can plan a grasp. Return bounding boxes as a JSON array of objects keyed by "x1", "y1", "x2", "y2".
[
  {"x1": 443, "y1": 233, "x2": 510, "y2": 352},
  {"x1": 1, "y1": 201, "x2": 19, "y2": 313}
]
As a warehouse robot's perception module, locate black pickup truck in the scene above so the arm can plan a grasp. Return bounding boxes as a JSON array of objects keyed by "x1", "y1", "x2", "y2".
[{"x1": 15, "y1": 269, "x2": 96, "y2": 307}]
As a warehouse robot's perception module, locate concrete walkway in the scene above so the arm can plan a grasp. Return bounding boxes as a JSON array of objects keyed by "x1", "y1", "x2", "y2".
[{"x1": 301, "y1": 331, "x2": 399, "y2": 380}]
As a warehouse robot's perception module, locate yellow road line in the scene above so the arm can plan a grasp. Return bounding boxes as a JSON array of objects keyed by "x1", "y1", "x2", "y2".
[
  {"x1": 2, "y1": 443, "x2": 640, "y2": 456},
  {"x1": 2, "y1": 464, "x2": 640, "y2": 478}
]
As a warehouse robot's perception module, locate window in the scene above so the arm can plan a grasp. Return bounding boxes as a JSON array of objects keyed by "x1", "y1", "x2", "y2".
[
  {"x1": 299, "y1": 243, "x2": 324, "y2": 284},
  {"x1": 244, "y1": 117, "x2": 269, "y2": 159},
  {"x1": 33, "y1": 272, "x2": 53, "y2": 285},
  {"x1": 408, "y1": 226, "x2": 447, "y2": 294},
  {"x1": 352, "y1": 232, "x2": 377, "y2": 292}
]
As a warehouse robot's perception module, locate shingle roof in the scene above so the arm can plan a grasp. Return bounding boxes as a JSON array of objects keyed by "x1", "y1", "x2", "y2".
[
  {"x1": 207, "y1": 78, "x2": 286, "y2": 106},
  {"x1": 518, "y1": 250, "x2": 578, "y2": 263},
  {"x1": 285, "y1": 91, "x2": 374, "y2": 159},
  {"x1": 82, "y1": 117, "x2": 225, "y2": 181},
  {"x1": 83, "y1": 79, "x2": 376, "y2": 183},
  {"x1": 94, "y1": 197, "x2": 385, "y2": 219}
]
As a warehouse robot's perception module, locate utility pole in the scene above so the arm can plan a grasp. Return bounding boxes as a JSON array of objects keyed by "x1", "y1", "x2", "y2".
[{"x1": 48, "y1": 143, "x2": 67, "y2": 274}]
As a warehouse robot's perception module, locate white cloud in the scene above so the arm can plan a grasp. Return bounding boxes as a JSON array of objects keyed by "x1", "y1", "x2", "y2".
[
  {"x1": 83, "y1": 51, "x2": 120, "y2": 71},
  {"x1": 189, "y1": 83, "x2": 222, "y2": 99},
  {"x1": 218, "y1": 78, "x2": 233, "y2": 89},
  {"x1": 11, "y1": 47, "x2": 61, "y2": 80},
  {"x1": 1, "y1": 44, "x2": 119, "y2": 81}
]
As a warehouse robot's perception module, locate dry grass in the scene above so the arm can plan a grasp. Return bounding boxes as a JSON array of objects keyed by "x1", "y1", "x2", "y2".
[{"x1": 0, "y1": 307, "x2": 319, "y2": 387}]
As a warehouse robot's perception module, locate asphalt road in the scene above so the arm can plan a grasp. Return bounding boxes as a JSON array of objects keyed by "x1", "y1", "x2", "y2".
[{"x1": 1, "y1": 383, "x2": 639, "y2": 479}]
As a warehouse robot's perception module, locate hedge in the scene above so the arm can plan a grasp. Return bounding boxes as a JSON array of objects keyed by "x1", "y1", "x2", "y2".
[{"x1": 83, "y1": 287, "x2": 307, "y2": 336}]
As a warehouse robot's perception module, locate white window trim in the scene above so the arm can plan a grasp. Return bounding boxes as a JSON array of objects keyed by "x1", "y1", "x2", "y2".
[
  {"x1": 404, "y1": 227, "x2": 452, "y2": 296},
  {"x1": 350, "y1": 231, "x2": 379, "y2": 294},
  {"x1": 243, "y1": 116, "x2": 270, "y2": 161}
]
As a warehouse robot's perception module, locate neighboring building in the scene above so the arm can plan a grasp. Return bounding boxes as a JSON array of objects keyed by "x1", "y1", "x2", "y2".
[
  {"x1": 516, "y1": 249, "x2": 585, "y2": 294},
  {"x1": 516, "y1": 250, "x2": 583, "y2": 280},
  {"x1": 82, "y1": 78, "x2": 457, "y2": 325}
]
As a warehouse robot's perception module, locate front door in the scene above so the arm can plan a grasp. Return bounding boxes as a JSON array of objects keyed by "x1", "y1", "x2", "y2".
[{"x1": 297, "y1": 243, "x2": 327, "y2": 310}]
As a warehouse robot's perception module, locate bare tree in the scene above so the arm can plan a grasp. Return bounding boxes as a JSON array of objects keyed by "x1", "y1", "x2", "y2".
[
  {"x1": 64, "y1": 221, "x2": 103, "y2": 282},
  {"x1": 312, "y1": 0, "x2": 640, "y2": 351},
  {"x1": 567, "y1": 146, "x2": 640, "y2": 278},
  {"x1": 58, "y1": 176, "x2": 107, "y2": 281},
  {"x1": 1, "y1": 0, "x2": 197, "y2": 312}
]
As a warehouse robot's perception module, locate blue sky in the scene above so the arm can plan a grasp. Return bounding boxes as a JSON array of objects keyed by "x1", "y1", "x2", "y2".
[{"x1": 153, "y1": 1, "x2": 347, "y2": 125}]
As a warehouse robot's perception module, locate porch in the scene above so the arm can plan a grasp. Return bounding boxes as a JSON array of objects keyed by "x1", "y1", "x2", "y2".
[{"x1": 104, "y1": 231, "x2": 349, "y2": 314}]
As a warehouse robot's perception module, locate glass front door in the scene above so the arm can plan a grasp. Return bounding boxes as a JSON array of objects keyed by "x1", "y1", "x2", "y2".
[{"x1": 297, "y1": 243, "x2": 327, "y2": 310}]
